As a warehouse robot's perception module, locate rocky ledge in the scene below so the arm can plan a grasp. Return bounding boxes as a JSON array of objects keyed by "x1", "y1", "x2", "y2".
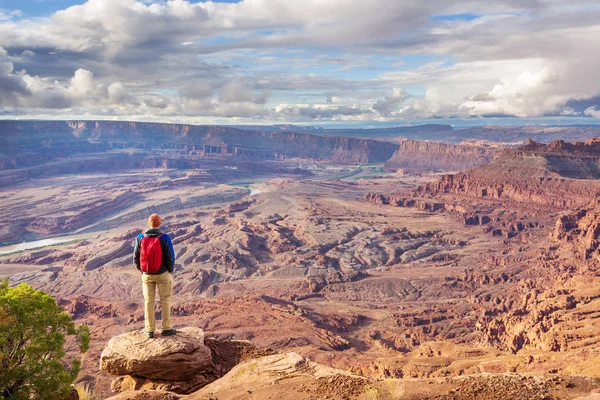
[
  {"x1": 100, "y1": 327, "x2": 259, "y2": 395},
  {"x1": 99, "y1": 327, "x2": 372, "y2": 400},
  {"x1": 100, "y1": 327, "x2": 212, "y2": 381}
]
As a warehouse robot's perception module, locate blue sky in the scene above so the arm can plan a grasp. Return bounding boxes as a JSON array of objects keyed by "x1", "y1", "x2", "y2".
[
  {"x1": 0, "y1": 0, "x2": 599, "y2": 125},
  {"x1": 0, "y1": 0, "x2": 241, "y2": 16},
  {"x1": 0, "y1": 0, "x2": 75, "y2": 16},
  {"x1": 430, "y1": 13, "x2": 481, "y2": 22}
]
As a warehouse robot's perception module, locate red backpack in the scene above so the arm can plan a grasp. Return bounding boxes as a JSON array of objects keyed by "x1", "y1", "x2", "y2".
[{"x1": 140, "y1": 234, "x2": 163, "y2": 273}]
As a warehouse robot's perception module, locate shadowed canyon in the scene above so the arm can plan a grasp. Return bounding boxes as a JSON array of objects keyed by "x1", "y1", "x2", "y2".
[{"x1": 5, "y1": 121, "x2": 600, "y2": 399}]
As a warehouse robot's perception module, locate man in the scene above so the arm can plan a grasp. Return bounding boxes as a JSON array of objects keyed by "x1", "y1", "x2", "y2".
[{"x1": 133, "y1": 213, "x2": 176, "y2": 338}]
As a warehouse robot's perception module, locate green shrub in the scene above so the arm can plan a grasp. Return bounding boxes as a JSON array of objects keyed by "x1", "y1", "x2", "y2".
[{"x1": 0, "y1": 280, "x2": 90, "y2": 400}]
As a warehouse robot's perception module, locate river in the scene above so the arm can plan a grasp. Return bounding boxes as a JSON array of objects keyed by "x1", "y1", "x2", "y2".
[{"x1": 0, "y1": 238, "x2": 79, "y2": 255}]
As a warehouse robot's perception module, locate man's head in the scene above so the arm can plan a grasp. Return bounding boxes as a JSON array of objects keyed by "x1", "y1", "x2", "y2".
[{"x1": 148, "y1": 214, "x2": 162, "y2": 228}]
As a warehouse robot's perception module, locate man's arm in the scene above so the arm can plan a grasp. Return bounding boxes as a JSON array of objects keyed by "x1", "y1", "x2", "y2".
[
  {"x1": 163, "y1": 235, "x2": 175, "y2": 273},
  {"x1": 133, "y1": 235, "x2": 142, "y2": 271}
]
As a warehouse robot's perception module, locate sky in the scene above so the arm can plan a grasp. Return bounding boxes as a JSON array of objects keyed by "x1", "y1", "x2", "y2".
[{"x1": 0, "y1": 0, "x2": 600, "y2": 126}]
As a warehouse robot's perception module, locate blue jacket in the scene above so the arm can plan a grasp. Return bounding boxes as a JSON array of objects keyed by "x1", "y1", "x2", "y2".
[{"x1": 133, "y1": 228, "x2": 175, "y2": 274}]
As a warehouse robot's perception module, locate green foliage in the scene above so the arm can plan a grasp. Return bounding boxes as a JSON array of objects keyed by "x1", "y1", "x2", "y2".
[{"x1": 0, "y1": 280, "x2": 90, "y2": 400}]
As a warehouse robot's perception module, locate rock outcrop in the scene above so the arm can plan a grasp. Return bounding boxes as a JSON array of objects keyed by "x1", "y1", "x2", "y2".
[
  {"x1": 384, "y1": 140, "x2": 494, "y2": 172},
  {"x1": 101, "y1": 351, "x2": 372, "y2": 400},
  {"x1": 100, "y1": 327, "x2": 264, "y2": 396},
  {"x1": 188, "y1": 352, "x2": 369, "y2": 400},
  {"x1": 419, "y1": 172, "x2": 600, "y2": 210},
  {"x1": 553, "y1": 201, "x2": 600, "y2": 263},
  {"x1": 104, "y1": 390, "x2": 182, "y2": 400},
  {"x1": 415, "y1": 138, "x2": 600, "y2": 211},
  {"x1": 100, "y1": 328, "x2": 212, "y2": 383}
]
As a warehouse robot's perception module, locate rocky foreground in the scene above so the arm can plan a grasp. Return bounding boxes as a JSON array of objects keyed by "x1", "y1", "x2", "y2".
[
  {"x1": 97, "y1": 328, "x2": 600, "y2": 400},
  {"x1": 98, "y1": 327, "x2": 372, "y2": 400}
]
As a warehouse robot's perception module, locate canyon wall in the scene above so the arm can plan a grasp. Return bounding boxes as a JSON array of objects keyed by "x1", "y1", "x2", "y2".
[
  {"x1": 0, "y1": 121, "x2": 400, "y2": 170},
  {"x1": 383, "y1": 140, "x2": 494, "y2": 171},
  {"x1": 416, "y1": 138, "x2": 600, "y2": 210},
  {"x1": 418, "y1": 173, "x2": 600, "y2": 210},
  {"x1": 239, "y1": 124, "x2": 600, "y2": 145},
  {"x1": 0, "y1": 121, "x2": 500, "y2": 177}
]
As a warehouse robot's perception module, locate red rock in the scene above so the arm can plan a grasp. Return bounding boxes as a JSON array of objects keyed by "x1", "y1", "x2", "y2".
[{"x1": 100, "y1": 328, "x2": 212, "y2": 381}]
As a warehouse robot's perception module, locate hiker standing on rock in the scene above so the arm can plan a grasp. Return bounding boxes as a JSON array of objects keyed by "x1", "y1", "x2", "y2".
[{"x1": 133, "y1": 214, "x2": 176, "y2": 338}]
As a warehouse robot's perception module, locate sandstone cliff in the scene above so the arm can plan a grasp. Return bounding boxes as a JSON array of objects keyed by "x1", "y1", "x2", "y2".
[
  {"x1": 416, "y1": 138, "x2": 600, "y2": 210},
  {"x1": 0, "y1": 121, "x2": 504, "y2": 183},
  {"x1": 0, "y1": 121, "x2": 399, "y2": 171},
  {"x1": 384, "y1": 140, "x2": 494, "y2": 172}
]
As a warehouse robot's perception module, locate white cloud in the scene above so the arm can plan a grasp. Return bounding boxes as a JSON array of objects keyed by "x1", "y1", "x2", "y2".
[
  {"x1": 0, "y1": 0, "x2": 599, "y2": 122},
  {"x1": 585, "y1": 107, "x2": 600, "y2": 119},
  {"x1": 274, "y1": 104, "x2": 372, "y2": 120},
  {"x1": 218, "y1": 79, "x2": 270, "y2": 104},
  {"x1": 0, "y1": 9, "x2": 21, "y2": 21},
  {"x1": 459, "y1": 66, "x2": 565, "y2": 117},
  {"x1": 0, "y1": 49, "x2": 134, "y2": 111},
  {"x1": 373, "y1": 88, "x2": 410, "y2": 117},
  {"x1": 69, "y1": 68, "x2": 95, "y2": 95}
]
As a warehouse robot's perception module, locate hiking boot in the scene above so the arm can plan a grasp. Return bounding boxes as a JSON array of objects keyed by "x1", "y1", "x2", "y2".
[
  {"x1": 161, "y1": 329, "x2": 177, "y2": 336},
  {"x1": 146, "y1": 331, "x2": 154, "y2": 339}
]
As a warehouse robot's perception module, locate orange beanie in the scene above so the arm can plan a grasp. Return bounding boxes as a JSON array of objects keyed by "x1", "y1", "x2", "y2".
[{"x1": 148, "y1": 214, "x2": 162, "y2": 228}]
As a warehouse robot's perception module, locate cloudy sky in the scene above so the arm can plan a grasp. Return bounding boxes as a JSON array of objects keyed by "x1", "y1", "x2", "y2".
[{"x1": 0, "y1": 0, "x2": 600, "y2": 126}]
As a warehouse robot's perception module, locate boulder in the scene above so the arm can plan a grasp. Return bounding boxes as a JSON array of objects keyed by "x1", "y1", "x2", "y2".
[
  {"x1": 100, "y1": 327, "x2": 212, "y2": 381},
  {"x1": 104, "y1": 390, "x2": 182, "y2": 400},
  {"x1": 111, "y1": 374, "x2": 210, "y2": 395}
]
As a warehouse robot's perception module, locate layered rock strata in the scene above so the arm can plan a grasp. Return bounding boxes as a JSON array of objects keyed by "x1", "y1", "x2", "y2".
[
  {"x1": 100, "y1": 327, "x2": 263, "y2": 395},
  {"x1": 100, "y1": 328, "x2": 212, "y2": 381},
  {"x1": 384, "y1": 140, "x2": 494, "y2": 172},
  {"x1": 396, "y1": 138, "x2": 600, "y2": 211},
  {"x1": 0, "y1": 121, "x2": 399, "y2": 169}
]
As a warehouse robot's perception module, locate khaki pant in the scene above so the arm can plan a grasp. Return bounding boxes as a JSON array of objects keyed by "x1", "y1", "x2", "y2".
[{"x1": 142, "y1": 272, "x2": 173, "y2": 333}]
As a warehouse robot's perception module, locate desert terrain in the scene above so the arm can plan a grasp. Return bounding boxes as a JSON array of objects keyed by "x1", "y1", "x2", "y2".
[{"x1": 4, "y1": 121, "x2": 600, "y2": 399}]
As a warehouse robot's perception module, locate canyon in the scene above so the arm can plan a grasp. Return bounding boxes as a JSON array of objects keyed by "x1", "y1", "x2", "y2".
[
  {"x1": 3, "y1": 121, "x2": 600, "y2": 399},
  {"x1": 239, "y1": 123, "x2": 600, "y2": 145}
]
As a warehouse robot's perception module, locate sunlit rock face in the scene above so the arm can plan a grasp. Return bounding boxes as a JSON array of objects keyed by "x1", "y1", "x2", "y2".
[{"x1": 100, "y1": 327, "x2": 213, "y2": 381}]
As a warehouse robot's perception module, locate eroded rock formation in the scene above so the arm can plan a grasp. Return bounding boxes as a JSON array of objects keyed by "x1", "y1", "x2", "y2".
[
  {"x1": 100, "y1": 327, "x2": 264, "y2": 396},
  {"x1": 100, "y1": 328, "x2": 212, "y2": 382},
  {"x1": 553, "y1": 201, "x2": 600, "y2": 263},
  {"x1": 188, "y1": 352, "x2": 368, "y2": 400},
  {"x1": 384, "y1": 140, "x2": 494, "y2": 172},
  {"x1": 416, "y1": 138, "x2": 600, "y2": 210},
  {"x1": 0, "y1": 121, "x2": 399, "y2": 174}
]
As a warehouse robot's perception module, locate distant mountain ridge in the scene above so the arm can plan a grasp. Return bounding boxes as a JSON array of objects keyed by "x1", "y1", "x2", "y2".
[
  {"x1": 418, "y1": 137, "x2": 600, "y2": 210},
  {"x1": 0, "y1": 119, "x2": 492, "y2": 167},
  {"x1": 384, "y1": 140, "x2": 494, "y2": 172},
  {"x1": 0, "y1": 120, "x2": 398, "y2": 166},
  {"x1": 233, "y1": 123, "x2": 600, "y2": 144},
  {"x1": 0, "y1": 120, "x2": 513, "y2": 187}
]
